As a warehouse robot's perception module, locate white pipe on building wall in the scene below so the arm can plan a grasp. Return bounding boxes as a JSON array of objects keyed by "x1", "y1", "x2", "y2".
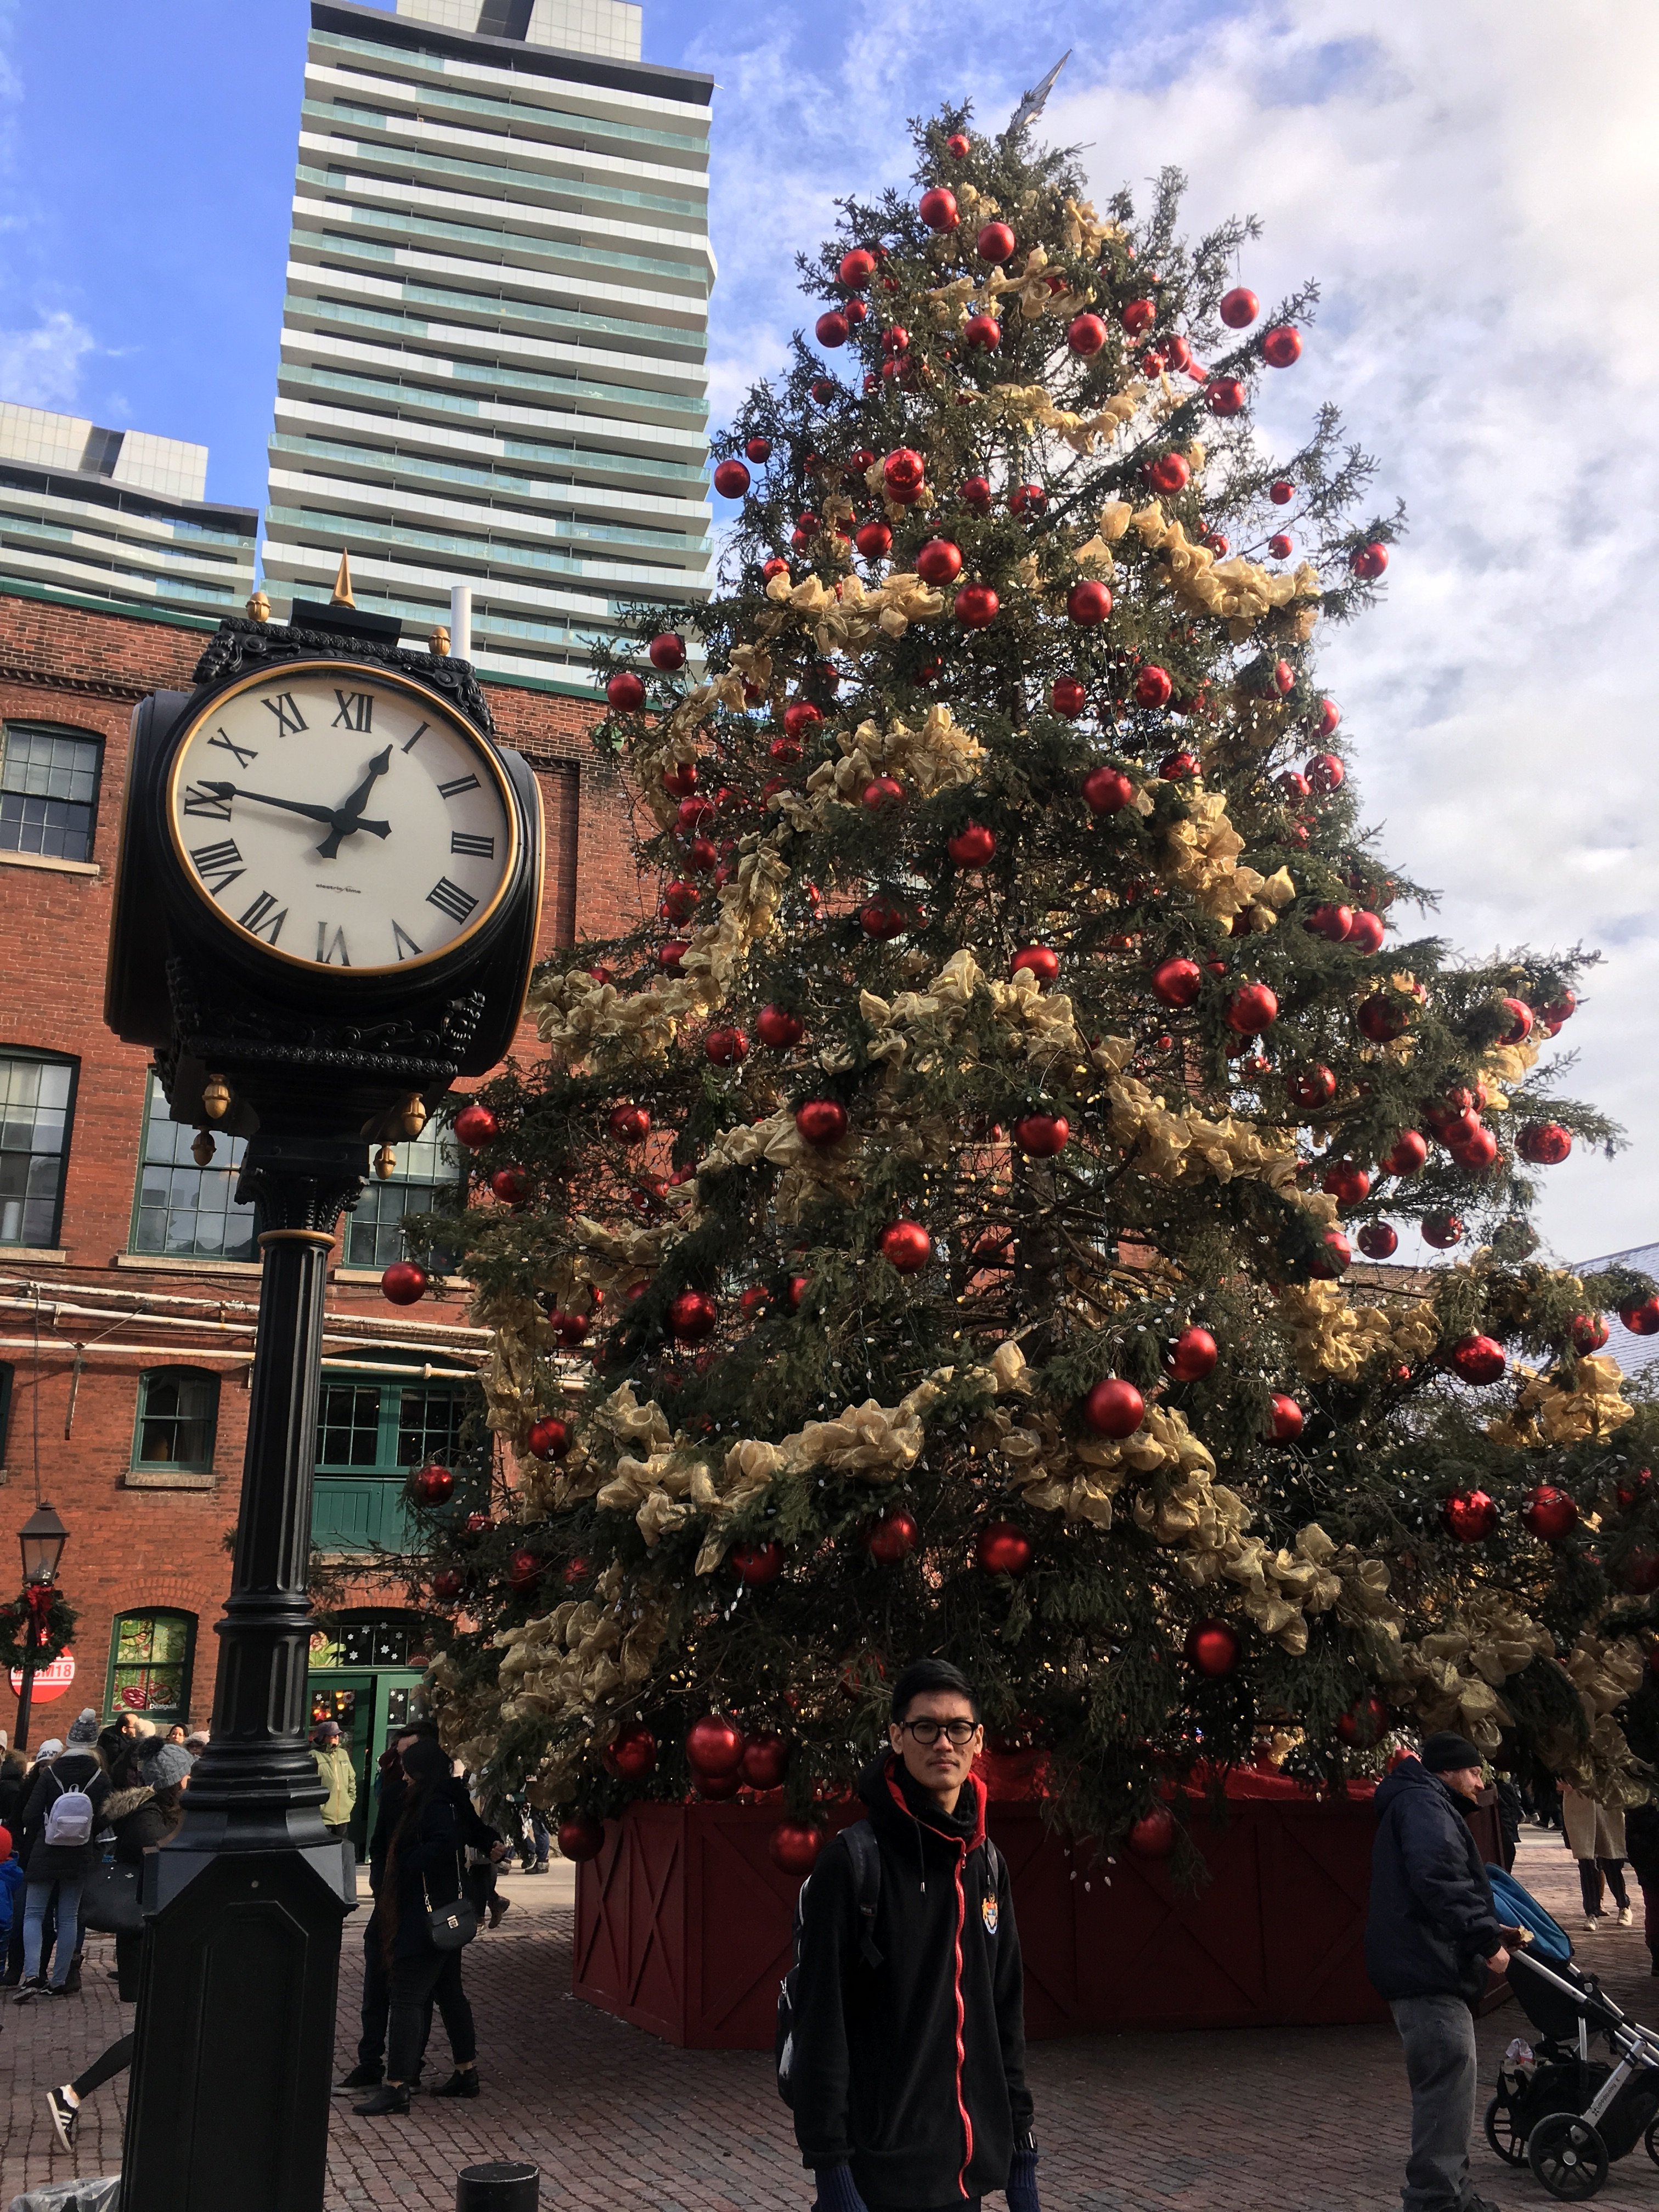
[{"x1": 449, "y1": 583, "x2": 473, "y2": 662}]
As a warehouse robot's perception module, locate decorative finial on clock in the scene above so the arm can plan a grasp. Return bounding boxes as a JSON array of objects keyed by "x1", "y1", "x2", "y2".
[
  {"x1": 245, "y1": 589, "x2": 270, "y2": 624},
  {"x1": 430, "y1": 625, "x2": 452, "y2": 658},
  {"x1": 330, "y1": 550, "x2": 356, "y2": 608}
]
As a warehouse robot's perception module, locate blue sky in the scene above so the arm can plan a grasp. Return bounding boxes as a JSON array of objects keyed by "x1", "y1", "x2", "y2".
[{"x1": 2, "y1": 0, "x2": 1658, "y2": 1267}]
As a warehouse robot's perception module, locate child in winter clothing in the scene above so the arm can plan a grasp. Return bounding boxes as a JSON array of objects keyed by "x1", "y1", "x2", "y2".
[{"x1": 0, "y1": 1824, "x2": 22, "y2": 1944}]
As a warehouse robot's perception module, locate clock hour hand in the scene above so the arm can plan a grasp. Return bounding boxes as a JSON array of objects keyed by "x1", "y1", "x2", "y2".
[{"x1": 316, "y1": 746, "x2": 394, "y2": 860}]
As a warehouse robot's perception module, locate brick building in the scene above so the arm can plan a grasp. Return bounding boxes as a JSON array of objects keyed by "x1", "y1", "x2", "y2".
[{"x1": 0, "y1": 576, "x2": 643, "y2": 1839}]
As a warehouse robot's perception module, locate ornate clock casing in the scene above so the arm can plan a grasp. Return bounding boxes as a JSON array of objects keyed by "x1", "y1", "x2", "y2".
[{"x1": 105, "y1": 608, "x2": 544, "y2": 1136}]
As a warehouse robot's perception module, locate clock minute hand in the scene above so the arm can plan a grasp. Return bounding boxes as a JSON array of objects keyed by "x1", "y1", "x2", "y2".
[
  {"x1": 317, "y1": 745, "x2": 394, "y2": 860},
  {"x1": 200, "y1": 780, "x2": 339, "y2": 828}
]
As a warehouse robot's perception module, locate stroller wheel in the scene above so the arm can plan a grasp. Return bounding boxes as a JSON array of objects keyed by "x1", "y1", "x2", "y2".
[
  {"x1": 1645, "y1": 2114, "x2": 1659, "y2": 2168},
  {"x1": 1484, "y1": 2094, "x2": 1527, "y2": 2166},
  {"x1": 1528, "y1": 2111, "x2": 1609, "y2": 2200}
]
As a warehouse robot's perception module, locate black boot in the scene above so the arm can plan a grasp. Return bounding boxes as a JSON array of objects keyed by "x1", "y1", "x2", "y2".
[
  {"x1": 432, "y1": 2069, "x2": 481, "y2": 2098},
  {"x1": 353, "y1": 2084, "x2": 410, "y2": 2117},
  {"x1": 337, "y1": 2063, "x2": 383, "y2": 2091}
]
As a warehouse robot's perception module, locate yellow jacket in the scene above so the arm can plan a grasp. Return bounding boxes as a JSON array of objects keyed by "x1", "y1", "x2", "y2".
[{"x1": 313, "y1": 1743, "x2": 358, "y2": 1826}]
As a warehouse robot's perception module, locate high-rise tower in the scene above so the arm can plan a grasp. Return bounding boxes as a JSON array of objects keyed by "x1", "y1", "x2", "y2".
[{"x1": 261, "y1": 0, "x2": 714, "y2": 693}]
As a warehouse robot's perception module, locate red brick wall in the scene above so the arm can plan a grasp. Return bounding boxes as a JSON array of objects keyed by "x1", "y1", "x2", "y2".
[{"x1": 0, "y1": 590, "x2": 640, "y2": 1739}]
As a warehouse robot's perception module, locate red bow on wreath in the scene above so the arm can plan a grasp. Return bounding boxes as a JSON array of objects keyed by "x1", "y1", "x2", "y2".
[{"x1": 24, "y1": 1583, "x2": 54, "y2": 1616}]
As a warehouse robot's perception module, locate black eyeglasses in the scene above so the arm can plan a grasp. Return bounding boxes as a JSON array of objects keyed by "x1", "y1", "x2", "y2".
[{"x1": 899, "y1": 1717, "x2": 980, "y2": 1747}]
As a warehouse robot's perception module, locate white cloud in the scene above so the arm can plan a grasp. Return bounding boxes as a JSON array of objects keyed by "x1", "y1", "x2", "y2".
[
  {"x1": 0, "y1": 309, "x2": 96, "y2": 413},
  {"x1": 688, "y1": 0, "x2": 1659, "y2": 1267}
]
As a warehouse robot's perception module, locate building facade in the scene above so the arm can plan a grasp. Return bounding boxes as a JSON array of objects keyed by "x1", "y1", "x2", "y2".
[
  {"x1": 260, "y1": 0, "x2": 715, "y2": 694},
  {"x1": 0, "y1": 404, "x2": 257, "y2": 627},
  {"x1": 0, "y1": 584, "x2": 644, "y2": 1838}
]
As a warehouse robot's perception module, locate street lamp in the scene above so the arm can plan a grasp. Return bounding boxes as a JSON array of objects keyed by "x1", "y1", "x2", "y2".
[{"x1": 14, "y1": 1501, "x2": 68, "y2": 1754}]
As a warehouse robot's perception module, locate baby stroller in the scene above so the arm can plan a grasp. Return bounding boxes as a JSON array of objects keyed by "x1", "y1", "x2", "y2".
[{"x1": 1485, "y1": 1864, "x2": 1659, "y2": 2199}]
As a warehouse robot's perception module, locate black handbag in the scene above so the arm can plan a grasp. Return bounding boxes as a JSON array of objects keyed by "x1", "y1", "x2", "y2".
[
  {"x1": 428, "y1": 1895, "x2": 477, "y2": 1951},
  {"x1": 81, "y1": 1857, "x2": 144, "y2": 1938}
]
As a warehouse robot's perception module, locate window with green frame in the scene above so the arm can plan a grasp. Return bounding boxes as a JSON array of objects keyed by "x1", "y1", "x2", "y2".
[
  {"x1": 131, "y1": 1073, "x2": 258, "y2": 1261},
  {"x1": 343, "y1": 1117, "x2": 463, "y2": 1272},
  {"x1": 107, "y1": 1609, "x2": 195, "y2": 1722},
  {"x1": 311, "y1": 1364, "x2": 472, "y2": 1555},
  {"x1": 132, "y1": 1368, "x2": 219, "y2": 1475}
]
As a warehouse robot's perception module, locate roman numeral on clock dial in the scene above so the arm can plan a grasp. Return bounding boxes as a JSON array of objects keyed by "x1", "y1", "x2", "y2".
[
  {"x1": 426, "y1": 876, "x2": 478, "y2": 925},
  {"x1": 190, "y1": 838, "x2": 245, "y2": 894}
]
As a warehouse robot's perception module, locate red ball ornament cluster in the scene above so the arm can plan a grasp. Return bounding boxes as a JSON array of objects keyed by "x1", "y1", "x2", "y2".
[
  {"x1": 977, "y1": 1521, "x2": 1032, "y2": 1576},
  {"x1": 1443, "y1": 1489, "x2": 1498, "y2": 1542},
  {"x1": 1184, "y1": 1618, "x2": 1240, "y2": 1677},
  {"x1": 1522, "y1": 1487, "x2": 1578, "y2": 1543}
]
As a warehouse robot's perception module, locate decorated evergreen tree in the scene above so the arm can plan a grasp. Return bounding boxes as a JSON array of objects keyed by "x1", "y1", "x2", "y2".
[{"x1": 403, "y1": 105, "x2": 1659, "y2": 1865}]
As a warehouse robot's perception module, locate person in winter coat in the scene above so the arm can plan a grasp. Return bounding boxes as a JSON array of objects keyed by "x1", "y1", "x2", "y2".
[
  {"x1": 13, "y1": 1708, "x2": 111, "y2": 2001},
  {"x1": 1561, "y1": 1784, "x2": 1632, "y2": 1929},
  {"x1": 788, "y1": 1657, "x2": 1038, "y2": 2212},
  {"x1": 1367, "y1": 1732, "x2": 1513, "y2": 2212},
  {"x1": 0, "y1": 1750, "x2": 26, "y2": 1831},
  {"x1": 352, "y1": 1735, "x2": 478, "y2": 2117},
  {"x1": 43, "y1": 1740, "x2": 191, "y2": 2148},
  {"x1": 0, "y1": 1822, "x2": 22, "y2": 1946},
  {"x1": 312, "y1": 1721, "x2": 358, "y2": 1840}
]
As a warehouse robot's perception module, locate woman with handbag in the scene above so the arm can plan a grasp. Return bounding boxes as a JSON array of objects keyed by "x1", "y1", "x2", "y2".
[
  {"x1": 353, "y1": 1735, "x2": 478, "y2": 2117},
  {"x1": 43, "y1": 1740, "x2": 191, "y2": 2148}
]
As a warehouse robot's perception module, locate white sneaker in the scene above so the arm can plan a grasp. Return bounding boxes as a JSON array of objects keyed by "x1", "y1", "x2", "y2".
[
  {"x1": 1621, "y1": 1906, "x2": 1635, "y2": 1928},
  {"x1": 1584, "y1": 1914, "x2": 1604, "y2": 1931}
]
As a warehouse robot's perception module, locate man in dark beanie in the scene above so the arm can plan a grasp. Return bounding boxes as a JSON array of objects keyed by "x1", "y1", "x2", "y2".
[
  {"x1": 786, "y1": 1657, "x2": 1036, "y2": 2212},
  {"x1": 1367, "y1": 1731, "x2": 1511, "y2": 2212}
]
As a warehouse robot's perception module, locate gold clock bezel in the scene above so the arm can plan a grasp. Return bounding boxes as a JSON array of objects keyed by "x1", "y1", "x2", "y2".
[{"x1": 164, "y1": 659, "x2": 521, "y2": 977}]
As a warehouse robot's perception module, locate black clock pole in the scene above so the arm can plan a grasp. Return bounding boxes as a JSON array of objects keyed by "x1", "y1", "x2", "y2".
[{"x1": 120, "y1": 1121, "x2": 368, "y2": 2212}]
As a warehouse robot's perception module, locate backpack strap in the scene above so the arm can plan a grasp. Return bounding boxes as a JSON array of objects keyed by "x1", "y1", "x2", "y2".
[
  {"x1": 842, "y1": 1819, "x2": 884, "y2": 1969},
  {"x1": 982, "y1": 1835, "x2": 1004, "y2": 1894}
]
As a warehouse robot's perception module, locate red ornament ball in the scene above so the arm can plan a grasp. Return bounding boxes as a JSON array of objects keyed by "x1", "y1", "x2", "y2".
[
  {"x1": 508, "y1": 1549, "x2": 543, "y2": 1591},
  {"x1": 1571, "y1": 1313, "x2": 1609, "y2": 1353},
  {"x1": 1443, "y1": 1489, "x2": 1499, "y2": 1542},
  {"x1": 1220, "y1": 286, "x2": 1259, "y2": 328},
  {"x1": 955, "y1": 582, "x2": 1000, "y2": 629},
  {"x1": 1621, "y1": 1297, "x2": 1659, "y2": 1336},
  {"x1": 948, "y1": 823, "x2": 996, "y2": 867},
  {"x1": 1152, "y1": 956, "x2": 1203, "y2": 1008},
  {"x1": 757, "y1": 1005, "x2": 805, "y2": 1049},
  {"x1": 1270, "y1": 478, "x2": 1295, "y2": 505},
  {"x1": 1066, "y1": 579, "x2": 1113, "y2": 627},
  {"x1": 1357, "y1": 995, "x2": 1411, "y2": 1044},
  {"x1": 730, "y1": 1541, "x2": 784, "y2": 1587},
  {"x1": 1518, "y1": 1120, "x2": 1571, "y2": 1165},
  {"x1": 1082, "y1": 766, "x2": 1134, "y2": 815},
  {"x1": 1012, "y1": 1113, "x2": 1069, "y2": 1158},
  {"x1": 815, "y1": 309, "x2": 850, "y2": 349},
  {"x1": 865, "y1": 1509, "x2": 918, "y2": 1564},
  {"x1": 704, "y1": 1026, "x2": 748, "y2": 1067},
  {"x1": 1011, "y1": 944, "x2": 1059, "y2": 986},
  {"x1": 1268, "y1": 1393, "x2": 1304, "y2": 1441},
  {"x1": 838, "y1": 248, "x2": 876, "y2": 289},
  {"x1": 1357, "y1": 1222, "x2": 1400, "y2": 1260},
  {"x1": 976, "y1": 1520, "x2": 1033, "y2": 1576},
  {"x1": 1350, "y1": 541, "x2": 1390, "y2": 580},
  {"x1": 669, "y1": 1289, "x2": 716, "y2": 1342},
  {"x1": 606, "y1": 670, "x2": 646, "y2": 712},
  {"x1": 856, "y1": 520, "x2": 893, "y2": 560},
  {"x1": 648, "y1": 633, "x2": 686, "y2": 672},
  {"x1": 962, "y1": 312, "x2": 1002, "y2": 351},
  {"x1": 1289, "y1": 1064, "x2": 1336, "y2": 1110},
  {"x1": 770, "y1": 1819, "x2": 825, "y2": 1875},
  {"x1": 1623, "y1": 1552, "x2": 1659, "y2": 1596},
  {"x1": 1120, "y1": 298, "x2": 1156, "y2": 336},
  {"x1": 1335, "y1": 1695, "x2": 1390, "y2": 1748},
  {"x1": 1267, "y1": 533, "x2": 1293, "y2": 560},
  {"x1": 557, "y1": 1813, "x2": 604, "y2": 1863},
  {"x1": 1262, "y1": 325, "x2": 1301, "y2": 367},
  {"x1": 1346, "y1": 911, "x2": 1386, "y2": 955},
  {"x1": 686, "y1": 1714, "x2": 745, "y2": 1778},
  {"x1": 1309, "y1": 1228, "x2": 1352, "y2": 1279},
  {"x1": 411, "y1": 1462, "x2": 454, "y2": 1506},
  {"x1": 795, "y1": 1098, "x2": 849, "y2": 1148},
  {"x1": 1226, "y1": 983, "x2": 1278, "y2": 1034},
  {"x1": 860, "y1": 899, "x2": 907, "y2": 940},
  {"x1": 1522, "y1": 1486, "x2": 1578, "y2": 1544},
  {"x1": 1206, "y1": 377, "x2": 1246, "y2": 417},
  {"x1": 454, "y1": 1102, "x2": 499, "y2": 1150},
  {"x1": 976, "y1": 221, "x2": 1016, "y2": 262},
  {"x1": 607, "y1": 1723, "x2": 658, "y2": 1781},
  {"x1": 1322, "y1": 1162, "x2": 1370, "y2": 1206},
  {"x1": 1085, "y1": 1377, "x2": 1145, "y2": 1439},
  {"x1": 861, "y1": 775, "x2": 905, "y2": 814},
  {"x1": 744, "y1": 436, "x2": 772, "y2": 464},
  {"x1": 381, "y1": 1261, "x2": 428, "y2": 1306},
  {"x1": 608, "y1": 1103, "x2": 650, "y2": 1144},
  {"x1": 1449, "y1": 1334, "x2": 1505, "y2": 1385},
  {"x1": 1306, "y1": 903, "x2": 1353, "y2": 943},
  {"x1": 712, "y1": 459, "x2": 751, "y2": 499},
  {"x1": 1127, "y1": 1806, "x2": 1176, "y2": 1859},
  {"x1": 916, "y1": 538, "x2": 963, "y2": 585},
  {"x1": 528, "y1": 1416, "x2": 571, "y2": 1461},
  {"x1": 1068, "y1": 313, "x2": 1108, "y2": 356},
  {"x1": 1008, "y1": 483, "x2": 1047, "y2": 518},
  {"x1": 1184, "y1": 1618, "x2": 1240, "y2": 1677},
  {"x1": 431, "y1": 1569, "x2": 464, "y2": 1604},
  {"x1": 881, "y1": 1221, "x2": 933, "y2": 1273},
  {"x1": 1134, "y1": 665, "x2": 1173, "y2": 709},
  {"x1": 1148, "y1": 453, "x2": 1189, "y2": 495},
  {"x1": 1383, "y1": 1131, "x2": 1429, "y2": 1176},
  {"x1": 490, "y1": 1167, "x2": 529, "y2": 1205},
  {"x1": 1169, "y1": 1325, "x2": 1218, "y2": 1382},
  {"x1": 918, "y1": 187, "x2": 960, "y2": 232},
  {"x1": 960, "y1": 475, "x2": 993, "y2": 514},
  {"x1": 1421, "y1": 1211, "x2": 1465, "y2": 1249},
  {"x1": 883, "y1": 447, "x2": 926, "y2": 497},
  {"x1": 741, "y1": 1733, "x2": 791, "y2": 1790}
]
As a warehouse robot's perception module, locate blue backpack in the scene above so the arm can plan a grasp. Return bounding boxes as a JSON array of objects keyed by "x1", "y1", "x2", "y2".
[{"x1": 1487, "y1": 1863, "x2": 1572, "y2": 1963}]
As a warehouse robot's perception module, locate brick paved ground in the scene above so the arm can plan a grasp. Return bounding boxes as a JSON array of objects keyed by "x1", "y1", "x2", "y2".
[{"x1": 5, "y1": 1830, "x2": 1658, "y2": 2211}]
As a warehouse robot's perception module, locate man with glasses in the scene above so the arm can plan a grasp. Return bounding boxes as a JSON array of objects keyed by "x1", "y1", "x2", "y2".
[{"x1": 787, "y1": 1657, "x2": 1039, "y2": 2212}]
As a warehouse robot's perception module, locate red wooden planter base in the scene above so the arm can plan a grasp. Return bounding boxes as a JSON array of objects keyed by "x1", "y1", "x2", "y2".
[{"x1": 573, "y1": 1783, "x2": 1492, "y2": 2049}]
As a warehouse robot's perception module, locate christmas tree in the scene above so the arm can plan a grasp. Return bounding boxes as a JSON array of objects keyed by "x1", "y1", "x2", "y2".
[{"x1": 406, "y1": 106, "x2": 1659, "y2": 1863}]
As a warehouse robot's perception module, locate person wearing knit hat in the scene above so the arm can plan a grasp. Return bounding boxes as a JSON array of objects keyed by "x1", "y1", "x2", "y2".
[
  {"x1": 12, "y1": 1718, "x2": 111, "y2": 2001},
  {"x1": 32, "y1": 1740, "x2": 63, "y2": 1764},
  {"x1": 1366, "y1": 1735, "x2": 1514, "y2": 2212},
  {"x1": 65, "y1": 1709, "x2": 99, "y2": 1747}
]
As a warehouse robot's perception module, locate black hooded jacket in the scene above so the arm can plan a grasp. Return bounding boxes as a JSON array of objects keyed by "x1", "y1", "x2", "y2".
[
  {"x1": 1365, "y1": 1757, "x2": 1503, "y2": 2004},
  {"x1": 789, "y1": 1755, "x2": 1033, "y2": 2207}
]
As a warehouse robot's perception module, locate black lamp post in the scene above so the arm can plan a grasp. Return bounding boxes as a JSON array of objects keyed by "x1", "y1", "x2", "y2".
[{"x1": 14, "y1": 1500, "x2": 68, "y2": 1756}]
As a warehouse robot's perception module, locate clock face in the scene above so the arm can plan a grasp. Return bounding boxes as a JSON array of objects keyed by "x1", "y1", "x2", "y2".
[{"x1": 165, "y1": 663, "x2": 516, "y2": 973}]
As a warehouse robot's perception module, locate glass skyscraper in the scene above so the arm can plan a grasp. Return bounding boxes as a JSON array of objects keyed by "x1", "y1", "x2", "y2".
[{"x1": 261, "y1": 0, "x2": 714, "y2": 693}]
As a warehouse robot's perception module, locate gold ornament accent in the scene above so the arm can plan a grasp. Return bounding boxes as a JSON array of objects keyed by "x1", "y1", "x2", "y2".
[
  {"x1": 429, "y1": 625, "x2": 451, "y2": 657},
  {"x1": 190, "y1": 1130, "x2": 216, "y2": 1167},
  {"x1": 398, "y1": 1094, "x2": 428, "y2": 1139},
  {"x1": 330, "y1": 550, "x2": 356, "y2": 608},
  {"x1": 375, "y1": 1144, "x2": 396, "y2": 1181},
  {"x1": 245, "y1": 590, "x2": 270, "y2": 623},
  {"x1": 202, "y1": 1074, "x2": 231, "y2": 1122}
]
